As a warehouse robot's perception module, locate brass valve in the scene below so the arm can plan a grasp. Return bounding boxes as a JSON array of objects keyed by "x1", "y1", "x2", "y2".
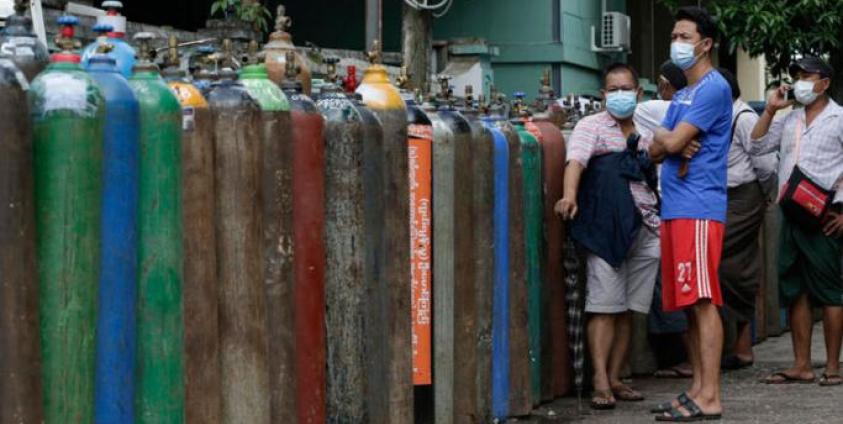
[
  {"x1": 165, "y1": 35, "x2": 180, "y2": 68},
  {"x1": 323, "y1": 56, "x2": 340, "y2": 83},
  {"x1": 133, "y1": 32, "x2": 156, "y2": 62},
  {"x1": 396, "y1": 65, "x2": 410, "y2": 89},
  {"x1": 284, "y1": 51, "x2": 300, "y2": 79},
  {"x1": 436, "y1": 74, "x2": 452, "y2": 100},
  {"x1": 464, "y1": 85, "x2": 474, "y2": 104},
  {"x1": 55, "y1": 15, "x2": 82, "y2": 52},
  {"x1": 366, "y1": 40, "x2": 382, "y2": 65}
]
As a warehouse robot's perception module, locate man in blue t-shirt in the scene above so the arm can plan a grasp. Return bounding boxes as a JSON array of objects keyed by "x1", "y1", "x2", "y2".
[{"x1": 648, "y1": 6, "x2": 732, "y2": 422}]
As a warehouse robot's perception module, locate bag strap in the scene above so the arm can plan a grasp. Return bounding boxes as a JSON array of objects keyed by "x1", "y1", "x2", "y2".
[
  {"x1": 794, "y1": 115, "x2": 805, "y2": 164},
  {"x1": 730, "y1": 109, "x2": 753, "y2": 144}
]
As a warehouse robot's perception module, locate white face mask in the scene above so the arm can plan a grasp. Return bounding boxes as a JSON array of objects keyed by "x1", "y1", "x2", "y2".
[{"x1": 793, "y1": 80, "x2": 820, "y2": 105}]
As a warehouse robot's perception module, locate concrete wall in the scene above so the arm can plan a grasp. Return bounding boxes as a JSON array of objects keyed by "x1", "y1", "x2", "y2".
[
  {"x1": 737, "y1": 47, "x2": 767, "y2": 102},
  {"x1": 433, "y1": 0, "x2": 627, "y2": 99}
]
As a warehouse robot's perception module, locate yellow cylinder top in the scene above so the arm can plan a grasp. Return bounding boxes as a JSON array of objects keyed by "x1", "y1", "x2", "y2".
[
  {"x1": 168, "y1": 81, "x2": 208, "y2": 108},
  {"x1": 356, "y1": 64, "x2": 405, "y2": 111}
]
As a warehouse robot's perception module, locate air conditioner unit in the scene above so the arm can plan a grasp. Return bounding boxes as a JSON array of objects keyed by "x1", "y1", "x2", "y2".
[{"x1": 601, "y1": 12, "x2": 630, "y2": 50}]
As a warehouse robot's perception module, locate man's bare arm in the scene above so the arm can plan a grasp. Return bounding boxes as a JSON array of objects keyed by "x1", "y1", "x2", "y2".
[{"x1": 654, "y1": 122, "x2": 701, "y2": 154}]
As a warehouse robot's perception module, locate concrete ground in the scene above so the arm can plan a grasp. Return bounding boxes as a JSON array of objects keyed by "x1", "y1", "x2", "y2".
[{"x1": 522, "y1": 323, "x2": 842, "y2": 423}]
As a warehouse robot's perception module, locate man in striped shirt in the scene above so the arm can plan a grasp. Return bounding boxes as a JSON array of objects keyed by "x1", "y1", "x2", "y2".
[
  {"x1": 752, "y1": 56, "x2": 843, "y2": 387},
  {"x1": 556, "y1": 63, "x2": 661, "y2": 409}
]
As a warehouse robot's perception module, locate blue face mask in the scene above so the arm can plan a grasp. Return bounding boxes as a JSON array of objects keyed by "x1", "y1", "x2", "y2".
[
  {"x1": 670, "y1": 41, "x2": 701, "y2": 71},
  {"x1": 605, "y1": 90, "x2": 638, "y2": 119}
]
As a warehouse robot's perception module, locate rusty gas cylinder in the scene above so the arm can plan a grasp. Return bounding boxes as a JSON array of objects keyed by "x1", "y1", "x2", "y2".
[
  {"x1": 263, "y1": 4, "x2": 312, "y2": 95},
  {"x1": 0, "y1": 54, "x2": 43, "y2": 424},
  {"x1": 207, "y1": 65, "x2": 270, "y2": 424},
  {"x1": 316, "y1": 56, "x2": 384, "y2": 423},
  {"x1": 239, "y1": 42, "x2": 294, "y2": 424},
  {"x1": 162, "y1": 35, "x2": 221, "y2": 424},
  {"x1": 457, "y1": 84, "x2": 496, "y2": 423},
  {"x1": 280, "y1": 51, "x2": 326, "y2": 424},
  {"x1": 0, "y1": 1, "x2": 49, "y2": 82},
  {"x1": 427, "y1": 76, "x2": 477, "y2": 424},
  {"x1": 530, "y1": 71, "x2": 570, "y2": 399},
  {"x1": 355, "y1": 41, "x2": 412, "y2": 424}
]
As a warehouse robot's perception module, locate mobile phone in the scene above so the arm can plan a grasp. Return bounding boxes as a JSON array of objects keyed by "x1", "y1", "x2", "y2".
[{"x1": 785, "y1": 87, "x2": 795, "y2": 101}]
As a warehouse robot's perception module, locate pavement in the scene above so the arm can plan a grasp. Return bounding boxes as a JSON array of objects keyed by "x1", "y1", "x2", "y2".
[{"x1": 521, "y1": 323, "x2": 842, "y2": 424}]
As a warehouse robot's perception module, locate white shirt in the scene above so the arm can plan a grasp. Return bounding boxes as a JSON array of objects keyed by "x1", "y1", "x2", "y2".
[
  {"x1": 634, "y1": 100, "x2": 672, "y2": 134},
  {"x1": 727, "y1": 100, "x2": 760, "y2": 187},
  {"x1": 751, "y1": 99, "x2": 843, "y2": 203}
]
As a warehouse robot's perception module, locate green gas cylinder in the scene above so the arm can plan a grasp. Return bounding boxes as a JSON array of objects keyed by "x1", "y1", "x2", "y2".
[
  {"x1": 128, "y1": 32, "x2": 185, "y2": 424},
  {"x1": 511, "y1": 92, "x2": 543, "y2": 407},
  {"x1": 29, "y1": 15, "x2": 104, "y2": 423}
]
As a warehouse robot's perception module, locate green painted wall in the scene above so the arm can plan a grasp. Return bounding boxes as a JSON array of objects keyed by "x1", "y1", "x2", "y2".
[{"x1": 434, "y1": 0, "x2": 627, "y2": 99}]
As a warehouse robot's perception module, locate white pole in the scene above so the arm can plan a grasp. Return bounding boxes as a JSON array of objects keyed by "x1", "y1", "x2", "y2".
[{"x1": 30, "y1": 0, "x2": 46, "y2": 47}]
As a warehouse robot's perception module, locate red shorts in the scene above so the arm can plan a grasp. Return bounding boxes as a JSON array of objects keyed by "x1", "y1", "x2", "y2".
[{"x1": 661, "y1": 219, "x2": 724, "y2": 312}]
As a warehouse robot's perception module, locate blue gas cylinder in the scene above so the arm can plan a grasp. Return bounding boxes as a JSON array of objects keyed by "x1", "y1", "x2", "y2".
[
  {"x1": 81, "y1": 20, "x2": 136, "y2": 77},
  {"x1": 85, "y1": 52, "x2": 140, "y2": 424},
  {"x1": 482, "y1": 116, "x2": 511, "y2": 420}
]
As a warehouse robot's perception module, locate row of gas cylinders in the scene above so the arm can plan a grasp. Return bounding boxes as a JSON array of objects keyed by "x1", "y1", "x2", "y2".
[{"x1": 0, "y1": 12, "x2": 571, "y2": 424}]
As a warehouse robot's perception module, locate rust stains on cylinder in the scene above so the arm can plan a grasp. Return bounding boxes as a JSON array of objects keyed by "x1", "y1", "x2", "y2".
[
  {"x1": 0, "y1": 57, "x2": 43, "y2": 424},
  {"x1": 166, "y1": 61, "x2": 222, "y2": 423},
  {"x1": 281, "y1": 52, "x2": 326, "y2": 424},
  {"x1": 316, "y1": 64, "x2": 383, "y2": 421},
  {"x1": 355, "y1": 42, "x2": 412, "y2": 424},
  {"x1": 207, "y1": 69, "x2": 270, "y2": 424},
  {"x1": 459, "y1": 87, "x2": 495, "y2": 424}
]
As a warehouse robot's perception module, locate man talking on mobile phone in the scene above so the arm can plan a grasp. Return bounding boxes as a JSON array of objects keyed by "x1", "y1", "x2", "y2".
[{"x1": 751, "y1": 56, "x2": 843, "y2": 388}]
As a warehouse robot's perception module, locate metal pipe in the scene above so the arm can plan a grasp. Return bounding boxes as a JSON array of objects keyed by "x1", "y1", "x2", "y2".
[
  {"x1": 365, "y1": 0, "x2": 381, "y2": 54},
  {"x1": 154, "y1": 38, "x2": 217, "y2": 54}
]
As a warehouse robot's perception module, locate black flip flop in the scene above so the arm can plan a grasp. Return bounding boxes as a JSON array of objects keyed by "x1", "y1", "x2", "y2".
[
  {"x1": 721, "y1": 355, "x2": 753, "y2": 371},
  {"x1": 761, "y1": 371, "x2": 815, "y2": 384},
  {"x1": 650, "y1": 392, "x2": 690, "y2": 414},
  {"x1": 655, "y1": 397, "x2": 722, "y2": 422},
  {"x1": 819, "y1": 373, "x2": 843, "y2": 386}
]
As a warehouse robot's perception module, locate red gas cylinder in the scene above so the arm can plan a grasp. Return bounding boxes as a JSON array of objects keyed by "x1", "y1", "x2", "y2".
[
  {"x1": 279, "y1": 51, "x2": 326, "y2": 424},
  {"x1": 530, "y1": 71, "x2": 570, "y2": 398}
]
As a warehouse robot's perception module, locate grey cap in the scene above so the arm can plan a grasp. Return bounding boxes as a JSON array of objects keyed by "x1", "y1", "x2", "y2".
[{"x1": 789, "y1": 56, "x2": 833, "y2": 79}]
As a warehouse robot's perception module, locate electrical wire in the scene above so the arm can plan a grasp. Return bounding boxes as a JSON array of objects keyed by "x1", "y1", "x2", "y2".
[
  {"x1": 432, "y1": 0, "x2": 453, "y2": 18},
  {"x1": 403, "y1": 0, "x2": 452, "y2": 13}
]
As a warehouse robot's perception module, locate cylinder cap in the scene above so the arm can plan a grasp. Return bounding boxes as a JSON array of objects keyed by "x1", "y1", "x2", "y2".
[
  {"x1": 102, "y1": 1, "x2": 124, "y2": 12},
  {"x1": 93, "y1": 23, "x2": 113, "y2": 35},
  {"x1": 88, "y1": 55, "x2": 117, "y2": 67}
]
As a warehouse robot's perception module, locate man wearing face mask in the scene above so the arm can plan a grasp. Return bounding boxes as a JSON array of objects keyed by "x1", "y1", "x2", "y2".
[
  {"x1": 648, "y1": 6, "x2": 732, "y2": 422},
  {"x1": 750, "y1": 56, "x2": 843, "y2": 388},
  {"x1": 554, "y1": 63, "x2": 661, "y2": 410},
  {"x1": 635, "y1": 60, "x2": 688, "y2": 134}
]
